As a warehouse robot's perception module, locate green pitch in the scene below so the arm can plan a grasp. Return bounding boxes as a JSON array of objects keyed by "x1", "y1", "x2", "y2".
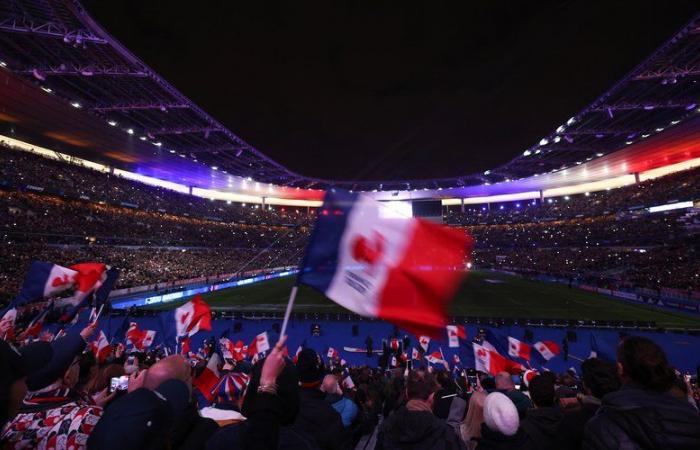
[{"x1": 150, "y1": 271, "x2": 700, "y2": 329}]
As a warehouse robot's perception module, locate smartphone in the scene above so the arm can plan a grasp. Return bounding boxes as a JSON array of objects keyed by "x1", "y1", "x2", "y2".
[{"x1": 110, "y1": 375, "x2": 130, "y2": 393}]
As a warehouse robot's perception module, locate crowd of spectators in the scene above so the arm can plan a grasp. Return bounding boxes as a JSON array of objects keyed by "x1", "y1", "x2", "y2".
[
  {"x1": 1, "y1": 141, "x2": 699, "y2": 303},
  {"x1": 2, "y1": 328, "x2": 699, "y2": 449},
  {"x1": 446, "y1": 165, "x2": 700, "y2": 226},
  {"x1": 0, "y1": 142, "x2": 314, "y2": 227}
]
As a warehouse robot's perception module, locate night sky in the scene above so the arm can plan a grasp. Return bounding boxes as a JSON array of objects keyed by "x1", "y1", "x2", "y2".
[{"x1": 84, "y1": 0, "x2": 698, "y2": 182}]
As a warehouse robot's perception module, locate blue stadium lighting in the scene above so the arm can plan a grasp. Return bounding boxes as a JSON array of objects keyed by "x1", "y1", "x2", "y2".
[
  {"x1": 516, "y1": 203, "x2": 521, "y2": 208},
  {"x1": 499, "y1": 205, "x2": 504, "y2": 210}
]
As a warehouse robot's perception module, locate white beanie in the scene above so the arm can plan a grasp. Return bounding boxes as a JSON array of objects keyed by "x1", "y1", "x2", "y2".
[{"x1": 483, "y1": 392, "x2": 520, "y2": 436}]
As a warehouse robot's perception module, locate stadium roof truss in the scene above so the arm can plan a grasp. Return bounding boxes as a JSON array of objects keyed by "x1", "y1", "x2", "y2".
[{"x1": 0, "y1": 1, "x2": 699, "y2": 192}]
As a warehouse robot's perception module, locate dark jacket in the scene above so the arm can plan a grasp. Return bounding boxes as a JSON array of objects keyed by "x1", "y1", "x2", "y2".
[
  {"x1": 553, "y1": 398, "x2": 600, "y2": 450},
  {"x1": 476, "y1": 424, "x2": 530, "y2": 450},
  {"x1": 293, "y1": 387, "x2": 348, "y2": 450},
  {"x1": 376, "y1": 406, "x2": 463, "y2": 450},
  {"x1": 521, "y1": 407, "x2": 564, "y2": 450},
  {"x1": 584, "y1": 385, "x2": 700, "y2": 450}
]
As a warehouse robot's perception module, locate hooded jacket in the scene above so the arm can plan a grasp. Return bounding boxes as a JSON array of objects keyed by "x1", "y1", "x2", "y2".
[
  {"x1": 376, "y1": 406, "x2": 463, "y2": 450},
  {"x1": 584, "y1": 385, "x2": 700, "y2": 449},
  {"x1": 520, "y1": 407, "x2": 564, "y2": 450}
]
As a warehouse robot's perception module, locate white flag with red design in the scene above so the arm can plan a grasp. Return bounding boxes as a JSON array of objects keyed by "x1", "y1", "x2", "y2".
[
  {"x1": 91, "y1": 331, "x2": 111, "y2": 363},
  {"x1": 247, "y1": 332, "x2": 270, "y2": 358},
  {"x1": 174, "y1": 294, "x2": 212, "y2": 338},
  {"x1": 507, "y1": 336, "x2": 532, "y2": 361},
  {"x1": 126, "y1": 322, "x2": 156, "y2": 350},
  {"x1": 473, "y1": 342, "x2": 523, "y2": 376},
  {"x1": 446, "y1": 325, "x2": 467, "y2": 348},
  {"x1": 418, "y1": 336, "x2": 430, "y2": 352},
  {"x1": 534, "y1": 341, "x2": 560, "y2": 361}
]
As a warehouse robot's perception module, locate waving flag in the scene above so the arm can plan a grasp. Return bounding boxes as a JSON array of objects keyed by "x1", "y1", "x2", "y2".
[
  {"x1": 54, "y1": 262, "x2": 108, "y2": 309},
  {"x1": 425, "y1": 348, "x2": 447, "y2": 366},
  {"x1": 327, "y1": 347, "x2": 340, "y2": 360},
  {"x1": 507, "y1": 336, "x2": 532, "y2": 361},
  {"x1": 175, "y1": 294, "x2": 212, "y2": 338},
  {"x1": 247, "y1": 332, "x2": 270, "y2": 358},
  {"x1": 473, "y1": 342, "x2": 523, "y2": 376},
  {"x1": 418, "y1": 336, "x2": 431, "y2": 353},
  {"x1": 447, "y1": 325, "x2": 467, "y2": 348},
  {"x1": 220, "y1": 337, "x2": 236, "y2": 360},
  {"x1": 0, "y1": 308, "x2": 17, "y2": 339},
  {"x1": 411, "y1": 347, "x2": 420, "y2": 360},
  {"x1": 11, "y1": 262, "x2": 78, "y2": 308},
  {"x1": 534, "y1": 341, "x2": 560, "y2": 361},
  {"x1": 126, "y1": 322, "x2": 156, "y2": 350},
  {"x1": 193, "y1": 353, "x2": 222, "y2": 404},
  {"x1": 299, "y1": 190, "x2": 473, "y2": 338},
  {"x1": 91, "y1": 331, "x2": 112, "y2": 363}
]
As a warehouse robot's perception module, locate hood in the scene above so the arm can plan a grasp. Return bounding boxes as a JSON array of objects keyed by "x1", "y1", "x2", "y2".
[
  {"x1": 522, "y1": 407, "x2": 564, "y2": 439},
  {"x1": 383, "y1": 407, "x2": 446, "y2": 446}
]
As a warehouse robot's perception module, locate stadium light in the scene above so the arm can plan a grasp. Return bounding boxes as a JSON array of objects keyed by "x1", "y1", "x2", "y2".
[
  {"x1": 70, "y1": 102, "x2": 82, "y2": 108},
  {"x1": 483, "y1": 170, "x2": 491, "y2": 175},
  {"x1": 564, "y1": 196, "x2": 570, "y2": 200},
  {"x1": 126, "y1": 128, "x2": 134, "y2": 135},
  {"x1": 154, "y1": 142, "x2": 162, "y2": 147},
  {"x1": 107, "y1": 120, "x2": 117, "y2": 126},
  {"x1": 523, "y1": 150, "x2": 531, "y2": 156},
  {"x1": 0, "y1": 61, "x2": 7, "y2": 67},
  {"x1": 556, "y1": 125, "x2": 565, "y2": 133},
  {"x1": 585, "y1": 192, "x2": 590, "y2": 196},
  {"x1": 169, "y1": 149, "x2": 176, "y2": 153},
  {"x1": 596, "y1": 152, "x2": 604, "y2": 157},
  {"x1": 566, "y1": 117, "x2": 576, "y2": 126},
  {"x1": 139, "y1": 136, "x2": 147, "y2": 141},
  {"x1": 40, "y1": 86, "x2": 52, "y2": 93},
  {"x1": 539, "y1": 138, "x2": 549, "y2": 146},
  {"x1": 553, "y1": 136, "x2": 561, "y2": 143},
  {"x1": 211, "y1": 166, "x2": 218, "y2": 170}
]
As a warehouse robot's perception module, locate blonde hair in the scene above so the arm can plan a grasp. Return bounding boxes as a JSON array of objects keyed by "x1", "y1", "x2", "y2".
[{"x1": 460, "y1": 390, "x2": 487, "y2": 449}]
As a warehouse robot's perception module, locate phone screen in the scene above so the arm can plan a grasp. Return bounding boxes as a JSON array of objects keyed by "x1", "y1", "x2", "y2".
[{"x1": 110, "y1": 375, "x2": 130, "y2": 392}]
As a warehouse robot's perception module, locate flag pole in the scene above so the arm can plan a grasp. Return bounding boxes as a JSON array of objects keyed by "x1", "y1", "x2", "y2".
[{"x1": 279, "y1": 284, "x2": 299, "y2": 338}]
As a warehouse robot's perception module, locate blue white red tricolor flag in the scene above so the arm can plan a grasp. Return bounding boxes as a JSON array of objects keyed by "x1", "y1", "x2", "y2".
[{"x1": 299, "y1": 190, "x2": 473, "y2": 338}]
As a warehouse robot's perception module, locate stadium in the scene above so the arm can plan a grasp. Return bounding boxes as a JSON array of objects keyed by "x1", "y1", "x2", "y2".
[{"x1": 1, "y1": 1, "x2": 700, "y2": 449}]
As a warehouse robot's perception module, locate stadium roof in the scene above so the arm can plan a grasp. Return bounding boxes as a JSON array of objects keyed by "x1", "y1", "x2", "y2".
[{"x1": 0, "y1": 1, "x2": 699, "y2": 193}]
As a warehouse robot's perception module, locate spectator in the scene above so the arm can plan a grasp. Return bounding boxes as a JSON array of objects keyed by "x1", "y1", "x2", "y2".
[
  {"x1": 521, "y1": 375, "x2": 564, "y2": 450},
  {"x1": 584, "y1": 336, "x2": 700, "y2": 449},
  {"x1": 477, "y1": 391, "x2": 527, "y2": 449},
  {"x1": 321, "y1": 374, "x2": 358, "y2": 428},
  {"x1": 460, "y1": 390, "x2": 487, "y2": 450},
  {"x1": 293, "y1": 349, "x2": 347, "y2": 450},
  {"x1": 1, "y1": 324, "x2": 112, "y2": 450},
  {"x1": 554, "y1": 358, "x2": 620, "y2": 450},
  {"x1": 0, "y1": 340, "x2": 52, "y2": 427},
  {"x1": 495, "y1": 371, "x2": 532, "y2": 419},
  {"x1": 376, "y1": 369, "x2": 462, "y2": 450}
]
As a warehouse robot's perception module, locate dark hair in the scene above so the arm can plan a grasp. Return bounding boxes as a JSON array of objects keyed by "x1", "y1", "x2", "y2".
[
  {"x1": 617, "y1": 336, "x2": 675, "y2": 392},
  {"x1": 581, "y1": 358, "x2": 620, "y2": 399},
  {"x1": 406, "y1": 370, "x2": 438, "y2": 401},
  {"x1": 529, "y1": 375, "x2": 556, "y2": 407},
  {"x1": 435, "y1": 369, "x2": 451, "y2": 388}
]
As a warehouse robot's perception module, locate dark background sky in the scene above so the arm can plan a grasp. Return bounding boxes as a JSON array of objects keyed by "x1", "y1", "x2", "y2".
[{"x1": 84, "y1": 0, "x2": 698, "y2": 181}]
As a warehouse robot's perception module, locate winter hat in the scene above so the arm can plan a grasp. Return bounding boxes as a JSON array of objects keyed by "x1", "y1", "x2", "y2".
[
  {"x1": 483, "y1": 392, "x2": 520, "y2": 436},
  {"x1": 295, "y1": 348, "x2": 325, "y2": 384}
]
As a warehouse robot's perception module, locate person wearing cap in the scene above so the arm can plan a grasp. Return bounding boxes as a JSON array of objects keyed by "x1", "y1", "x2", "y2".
[
  {"x1": 0, "y1": 339, "x2": 53, "y2": 426},
  {"x1": 292, "y1": 348, "x2": 347, "y2": 450},
  {"x1": 376, "y1": 369, "x2": 462, "y2": 450},
  {"x1": 1, "y1": 322, "x2": 112, "y2": 450},
  {"x1": 477, "y1": 392, "x2": 528, "y2": 450}
]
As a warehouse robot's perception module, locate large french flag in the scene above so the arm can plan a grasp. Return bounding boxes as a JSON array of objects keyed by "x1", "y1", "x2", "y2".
[
  {"x1": 299, "y1": 190, "x2": 472, "y2": 337},
  {"x1": 11, "y1": 261, "x2": 79, "y2": 308}
]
